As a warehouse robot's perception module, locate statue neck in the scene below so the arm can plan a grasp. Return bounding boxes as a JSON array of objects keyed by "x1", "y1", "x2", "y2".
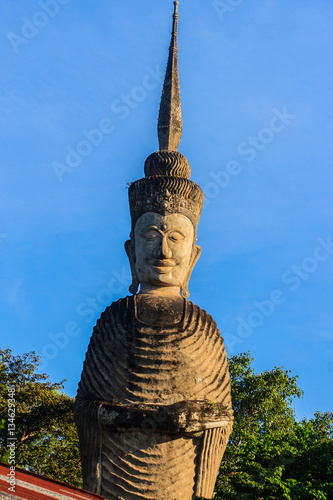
[{"x1": 138, "y1": 284, "x2": 181, "y2": 297}]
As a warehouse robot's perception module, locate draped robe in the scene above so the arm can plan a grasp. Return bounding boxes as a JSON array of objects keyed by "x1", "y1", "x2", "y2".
[{"x1": 75, "y1": 294, "x2": 232, "y2": 500}]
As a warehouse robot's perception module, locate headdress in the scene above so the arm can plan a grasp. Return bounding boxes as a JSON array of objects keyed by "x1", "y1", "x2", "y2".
[{"x1": 128, "y1": 1, "x2": 204, "y2": 231}]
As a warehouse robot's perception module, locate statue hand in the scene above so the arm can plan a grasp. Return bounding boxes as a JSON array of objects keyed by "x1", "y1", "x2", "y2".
[{"x1": 167, "y1": 400, "x2": 233, "y2": 434}]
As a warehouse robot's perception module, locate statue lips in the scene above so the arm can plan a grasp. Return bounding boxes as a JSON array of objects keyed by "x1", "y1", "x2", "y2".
[{"x1": 149, "y1": 258, "x2": 176, "y2": 274}]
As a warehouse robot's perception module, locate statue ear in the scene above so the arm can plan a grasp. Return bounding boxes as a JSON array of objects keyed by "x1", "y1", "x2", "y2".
[
  {"x1": 125, "y1": 239, "x2": 139, "y2": 295},
  {"x1": 181, "y1": 245, "x2": 201, "y2": 300}
]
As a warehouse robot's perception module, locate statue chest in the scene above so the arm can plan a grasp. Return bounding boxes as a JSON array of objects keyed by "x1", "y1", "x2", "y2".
[
  {"x1": 119, "y1": 326, "x2": 212, "y2": 404},
  {"x1": 104, "y1": 296, "x2": 224, "y2": 404}
]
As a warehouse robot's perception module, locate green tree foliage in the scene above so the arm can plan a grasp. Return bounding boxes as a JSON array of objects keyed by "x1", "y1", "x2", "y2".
[
  {"x1": 0, "y1": 347, "x2": 81, "y2": 486},
  {"x1": 212, "y1": 353, "x2": 333, "y2": 500}
]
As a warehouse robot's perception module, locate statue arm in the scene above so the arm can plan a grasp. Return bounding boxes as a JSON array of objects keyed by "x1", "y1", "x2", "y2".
[{"x1": 97, "y1": 400, "x2": 233, "y2": 436}]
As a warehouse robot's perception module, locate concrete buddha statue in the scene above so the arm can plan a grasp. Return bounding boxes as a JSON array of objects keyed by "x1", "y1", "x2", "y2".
[{"x1": 74, "y1": 3, "x2": 233, "y2": 499}]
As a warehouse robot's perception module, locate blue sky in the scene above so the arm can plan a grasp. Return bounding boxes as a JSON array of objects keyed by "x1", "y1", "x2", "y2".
[{"x1": 1, "y1": 0, "x2": 333, "y2": 420}]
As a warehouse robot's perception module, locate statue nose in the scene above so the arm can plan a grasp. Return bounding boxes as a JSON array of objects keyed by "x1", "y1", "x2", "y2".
[{"x1": 155, "y1": 235, "x2": 172, "y2": 259}]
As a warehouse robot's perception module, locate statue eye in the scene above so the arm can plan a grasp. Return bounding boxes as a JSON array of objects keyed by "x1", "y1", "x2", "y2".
[
  {"x1": 142, "y1": 230, "x2": 160, "y2": 241},
  {"x1": 168, "y1": 231, "x2": 184, "y2": 242}
]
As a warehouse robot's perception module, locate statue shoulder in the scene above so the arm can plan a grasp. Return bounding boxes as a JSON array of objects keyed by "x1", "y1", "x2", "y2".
[
  {"x1": 96, "y1": 295, "x2": 134, "y2": 324},
  {"x1": 186, "y1": 300, "x2": 218, "y2": 330}
]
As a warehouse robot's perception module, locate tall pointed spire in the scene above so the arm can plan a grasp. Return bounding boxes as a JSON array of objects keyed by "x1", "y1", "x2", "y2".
[{"x1": 158, "y1": 1, "x2": 183, "y2": 151}]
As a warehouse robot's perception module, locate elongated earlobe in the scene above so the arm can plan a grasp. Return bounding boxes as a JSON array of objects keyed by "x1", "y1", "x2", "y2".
[
  {"x1": 181, "y1": 245, "x2": 201, "y2": 299},
  {"x1": 125, "y1": 239, "x2": 139, "y2": 295}
]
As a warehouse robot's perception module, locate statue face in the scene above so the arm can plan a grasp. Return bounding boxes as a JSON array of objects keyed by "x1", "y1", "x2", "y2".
[{"x1": 133, "y1": 212, "x2": 195, "y2": 292}]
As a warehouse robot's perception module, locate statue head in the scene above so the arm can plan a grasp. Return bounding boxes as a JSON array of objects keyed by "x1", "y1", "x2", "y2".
[{"x1": 125, "y1": 151, "x2": 204, "y2": 299}]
